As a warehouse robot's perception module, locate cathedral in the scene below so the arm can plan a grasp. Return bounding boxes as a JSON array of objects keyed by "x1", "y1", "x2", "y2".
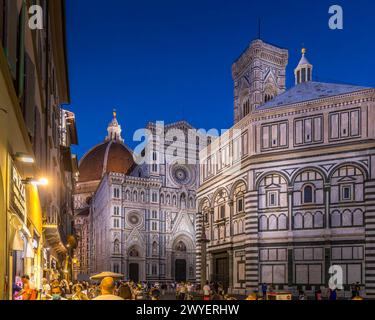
[
  {"x1": 74, "y1": 113, "x2": 205, "y2": 283},
  {"x1": 196, "y1": 39, "x2": 375, "y2": 298}
]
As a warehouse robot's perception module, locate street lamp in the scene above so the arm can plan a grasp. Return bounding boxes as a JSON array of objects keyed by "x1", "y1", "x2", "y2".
[
  {"x1": 14, "y1": 152, "x2": 35, "y2": 164},
  {"x1": 22, "y1": 177, "x2": 49, "y2": 186}
]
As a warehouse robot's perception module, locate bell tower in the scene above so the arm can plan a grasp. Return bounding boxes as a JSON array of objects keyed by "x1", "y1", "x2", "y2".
[{"x1": 232, "y1": 40, "x2": 289, "y2": 123}]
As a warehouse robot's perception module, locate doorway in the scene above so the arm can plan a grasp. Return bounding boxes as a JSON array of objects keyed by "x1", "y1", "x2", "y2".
[
  {"x1": 129, "y1": 263, "x2": 139, "y2": 282},
  {"x1": 175, "y1": 259, "x2": 187, "y2": 282},
  {"x1": 213, "y1": 253, "x2": 229, "y2": 291}
]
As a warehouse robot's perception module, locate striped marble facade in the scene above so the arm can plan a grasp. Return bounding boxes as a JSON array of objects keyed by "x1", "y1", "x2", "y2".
[{"x1": 196, "y1": 39, "x2": 375, "y2": 298}]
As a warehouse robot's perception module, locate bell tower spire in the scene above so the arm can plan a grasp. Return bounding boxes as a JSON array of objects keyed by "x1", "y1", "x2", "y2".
[
  {"x1": 295, "y1": 47, "x2": 313, "y2": 85},
  {"x1": 106, "y1": 108, "x2": 124, "y2": 142}
]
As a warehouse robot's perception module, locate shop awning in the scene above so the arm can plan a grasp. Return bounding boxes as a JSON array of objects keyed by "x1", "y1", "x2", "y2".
[
  {"x1": 12, "y1": 231, "x2": 24, "y2": 251},
  {"x1": 25, "y1": 240, "x2": 35, "y2": 258}
]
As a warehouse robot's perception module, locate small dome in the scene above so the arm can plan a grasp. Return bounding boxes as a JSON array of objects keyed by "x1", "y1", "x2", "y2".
[{"x1": 78, "y1": 140, "x2": 135, "y2": 182}]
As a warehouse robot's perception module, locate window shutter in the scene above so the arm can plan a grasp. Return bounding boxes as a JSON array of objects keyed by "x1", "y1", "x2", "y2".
[{"x1": 25, "y1": 54, "x2": 36, "y2": 136}]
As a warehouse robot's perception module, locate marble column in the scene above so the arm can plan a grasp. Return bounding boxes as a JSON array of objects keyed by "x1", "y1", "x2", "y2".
[
  {"x1": 227, "y1": 250, "x2": 234, "y2": 294},
  {"x1": 228, "y1": 200, "x2": 234, "y2": 239}
]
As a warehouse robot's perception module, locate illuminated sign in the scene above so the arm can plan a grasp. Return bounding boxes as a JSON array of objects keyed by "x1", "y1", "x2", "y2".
[{"x1": 10, "y1": 163, "x2": 26, "y2": 221}]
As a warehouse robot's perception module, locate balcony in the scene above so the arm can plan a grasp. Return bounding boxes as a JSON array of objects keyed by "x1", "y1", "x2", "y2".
[{"x1": 43, "y1": 209, "x2": 67, "y2": 254}]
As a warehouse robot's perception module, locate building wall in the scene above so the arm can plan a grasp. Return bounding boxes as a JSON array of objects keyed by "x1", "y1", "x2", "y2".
[
  {"x1": 0, "y1": 0, "x2": 77, "y2": 298},
  {"x1": 84, "y1": 121, "x2": 206, "y2": 282},
  {"x1": 91, "y1": 171, "x2": 197, "y2": 282},
  {"x1": 197, "y1": 40, "x2": 375, "y2": 297}
]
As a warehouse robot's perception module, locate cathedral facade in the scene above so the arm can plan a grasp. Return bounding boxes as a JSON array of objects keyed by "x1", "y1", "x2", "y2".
[
  {"x1": 74, "y1": 114, "x2": 204, "y2": 283},
  {"x1": 196, "y1": 39, "x2": 375, "y2": 298}
]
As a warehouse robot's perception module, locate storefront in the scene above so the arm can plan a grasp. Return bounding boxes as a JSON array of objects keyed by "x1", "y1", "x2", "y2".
[{"x1": 8, "y1": 160, "x2": 43, "y2": 299}]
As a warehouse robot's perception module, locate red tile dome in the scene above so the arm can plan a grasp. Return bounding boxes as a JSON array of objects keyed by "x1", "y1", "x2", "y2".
[{"x1": 78, "y1": 140, "x2": 135, "y2": 182}]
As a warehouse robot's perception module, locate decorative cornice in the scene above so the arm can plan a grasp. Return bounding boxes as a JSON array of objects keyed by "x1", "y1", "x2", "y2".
[{"x1": 232, "y1": 40, "x2": 289, "y2": 79}]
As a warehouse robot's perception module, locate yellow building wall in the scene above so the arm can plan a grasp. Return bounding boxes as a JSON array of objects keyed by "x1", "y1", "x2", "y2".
[
  {"x1": 26, "y1": 185, "x2": 43, "y2": 235},
  {"x1": 0, "y1": 142, "x2": 6, "y2": 300},
  {"x1": 1, "y1": 43, "x2": 42, "y2": 299}
]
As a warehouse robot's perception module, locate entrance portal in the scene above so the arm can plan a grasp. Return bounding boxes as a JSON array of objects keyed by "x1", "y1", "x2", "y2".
[
  {"x1": 175, "y1": 259, "x2": 187, "y2": 282},
  {"x1": 213, "y1": 254, "x2": 229, "y2": 291},
  {"x1": 129, "y1": 263, "x2": 139, "y2": 283}
]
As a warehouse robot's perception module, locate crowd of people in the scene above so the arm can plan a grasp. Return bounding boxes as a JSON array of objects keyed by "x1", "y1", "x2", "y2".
[
  {"x1": 12, "y1": 275, "x2": 364, "y2": 300},
  {"x1": 12, "y1": 274, "x2": 234, "y2": 301},
  {"x1": 247, "y1": 282, "x2": 363, "y2": 301}
]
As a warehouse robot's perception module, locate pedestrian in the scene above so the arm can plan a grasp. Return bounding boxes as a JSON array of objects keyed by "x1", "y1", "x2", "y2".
[
  {"x1": 329, "y1": 288, "x2": 337, "y2": 301},
  {"x1": 41, "y1": 278, "x2": 51, "y2": 300},
  {"x1": 315, "y1": 289, "x2": 322, "y2": 300},
  {"x1": 179, "y1": 282, "x2": 187, "y2": 300},
  {"x1": 134, "y1": 283, "x2": 144, "y2": 300},
  {"x1": 218, "y1": 282, "x2": 225, "y2": 297},
  {"x1": 72, "y1": 284, "x2": 89, "y2": 300},
  {"x1": 261, "y1": 283, "x2": 268, "y2": 299},
  {"x1": 13, "y1": 277, "x2": 22, "y2": 300},
  {"x1": 51, "y1": 279, "x2": 63, "y2": 300},
  {"x1": 15, "y1": 275, "x2": 34, "y2": 300},
  {"x1": 213, "y1": 282, "x2": 219, "y2": 294},
  {"x1": 92, "y1": 277, "x2": 124, "y2": 300},
  {"x1": 119, "y1": 283, "x2": 133, "y2": 300},
  {"x1": 150, "y1": 285, "x2": 161, "y2": 300},
  {"x1": 161, "y1": 283, "x2": 166, "y2": 296},
  {"x1": 355, "y1": 282, "x2": 361, "y2": 297},
  {"x1": 299, "y1": 290, "x2": 306, "y2": 300},
  {"x1": 187, "y1": 282, "x2": 194, "y2": 299},
  {"x1": 203, "y1": 281, "x2": 211, "y2": 301}
]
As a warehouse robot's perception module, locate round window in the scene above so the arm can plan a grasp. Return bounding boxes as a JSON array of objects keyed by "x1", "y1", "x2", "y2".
[
  {"x1": 128, "y1": 213, "x2": 140, "y2": 226},
  {"x1": 171, "y1": 164, "x2": 192, "y2": 185}
]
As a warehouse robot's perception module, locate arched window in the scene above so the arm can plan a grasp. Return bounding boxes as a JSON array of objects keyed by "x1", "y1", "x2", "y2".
[
  {"x1": 342, "y1": 210, "x2": 352, "y2": 227},
  {"x1": 353, "y1": 209, "x2": 364, "y2": 226},
  {"x1": 294, "y1": 213, "x2": 303, "y2": 229},
  {"x1": 304, "y1": 212, "x2": 313, "y2": 229},
  {"x1": 180, "y1": 193, "x2": 186, "y2": 208},
  {"x1": 233, "y1": 221, "x2": 238, "y2": 235},
  {"x1": 259, "y1": 215, "x2": 268, "y2": 231},
  {"x1": 189, "y1": 197, "x2": 194, "y2": 209},
  {"x1": 314, "y1": 211, "x2": 324, "y2": 228},
  {"x1": 265, "y1": 94, "x2": 274, "y2": 102},
  {"x1": 278, "y1": 214, "x2": 287, "y2": 230},
  {"x1": 269, "y1": 215, "x2": 278, "y2": 230},
  {"x1": 133, "y1": 191, "x2": 138, "y2": 202},
  {"x1": 331, "y1": 211, "x2": 341, "y2": 227},
  {"x1": 303, "y1": 185, "x2": 313, "y2": 204}
]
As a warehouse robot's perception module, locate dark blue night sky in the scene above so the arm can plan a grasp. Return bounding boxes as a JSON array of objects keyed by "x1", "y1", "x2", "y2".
[{"x1": 66, "y1": 0, "x2": 375, "y2": 159}]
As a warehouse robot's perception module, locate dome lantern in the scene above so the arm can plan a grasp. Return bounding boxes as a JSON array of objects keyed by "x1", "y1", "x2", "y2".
[
  {"x1": 294, "y1": 47, "x2": 313, "y2": 85},
  {"x1": 106, "y1": 108, "x2": 124, "y2": 142}
]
